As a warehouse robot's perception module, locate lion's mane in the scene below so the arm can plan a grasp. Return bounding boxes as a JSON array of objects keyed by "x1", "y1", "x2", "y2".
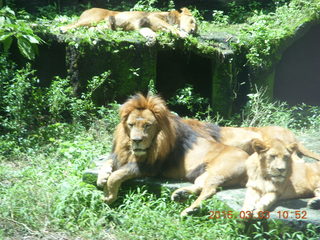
[{"x1": 112, "y1": 94, "x2": 177, "y2": 166}]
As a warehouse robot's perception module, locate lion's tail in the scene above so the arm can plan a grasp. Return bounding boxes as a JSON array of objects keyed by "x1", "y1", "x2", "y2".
[{"x1": 297, "y1": 142, "x2": 320, "y2": 161}]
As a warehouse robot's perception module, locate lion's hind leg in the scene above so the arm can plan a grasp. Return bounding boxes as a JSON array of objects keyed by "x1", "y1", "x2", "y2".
[
  {"x1": 171, "y1": 172, "x2": 208, "y2": 202},
  {"x1": 180, "y1": 148, "x2": 248, "y2": 216},
  {"x1": 60, "y1": 19, "x2": 94, "y2": 33},
  {"x1": 180, "y1": 174, "x2": 224, "y2": 216},
  {"x1": 60, "y1": 14, "x2": 109, "y2": 33},
  {"x1": 139, "y1": 28, "x2": 157, "y2": 46}
]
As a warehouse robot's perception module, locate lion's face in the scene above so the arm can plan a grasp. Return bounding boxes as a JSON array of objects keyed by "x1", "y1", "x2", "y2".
[
  {"x1": 252, "y1": 139, "x2": 296, "y2": 182},
  {"x1": 126, "y1": 109, "x2": 159, "y2": 156},
  {"x1": 179, "y1": 8, "x2": 197, "y2": 34}
]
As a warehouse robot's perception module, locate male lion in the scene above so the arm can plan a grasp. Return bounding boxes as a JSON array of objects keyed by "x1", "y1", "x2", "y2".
[
  {"x1": 60, "y1": 7, "x2": 197, "y2": 41},
  {"x1": 242, "y1": 138, "x2": 320, "y2": 214},
  {"x1": 97, "y1": 94, "x2": 249, "y2": 216}
]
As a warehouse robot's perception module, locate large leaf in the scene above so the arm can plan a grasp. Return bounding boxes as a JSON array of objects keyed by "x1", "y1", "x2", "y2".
[
  {"x1": 0, "y1": 16, "x2": 5, "y2": 26},
  {"x1": 2, "y1": 35, "x2": 13, "y2": 52},
  {"x1": 25, "y1": 35, "x2": 40, "y2": 44},
  {"x1": 17, "y1": 36, "x2": 35, "y2": 60},
  {"x1": 0, "y1": 31, "x2": 15, "y2": 40}
]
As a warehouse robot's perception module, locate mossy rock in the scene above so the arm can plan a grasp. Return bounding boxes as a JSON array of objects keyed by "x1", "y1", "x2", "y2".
[{"x1": 83, "y1": 157, "x2": 320, "y2": 228}]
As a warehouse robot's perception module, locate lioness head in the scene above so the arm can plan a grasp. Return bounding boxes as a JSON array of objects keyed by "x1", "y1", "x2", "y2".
[
  {"x1": 179, "y1": 8, "x2": 197, "y2": 34},
  {"x1": 251, "y1": 138, "x2": 297, "y2": 182},
  {"x1": 125, "y1": 108, "x2": 159, "y2": 156}
]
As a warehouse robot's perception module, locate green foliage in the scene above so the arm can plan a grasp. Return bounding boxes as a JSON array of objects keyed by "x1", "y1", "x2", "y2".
[
  {"x1": 238, "y1": 0, "x2": 320, "y2": 70},
  {"x1": 0, "y1": 62, "x2": 46, "y2": 136},
  {"x1": 47, "y1": 76, "x2": 74, "y2": 121},
  {"x1": 131, "y1": 0, "x2": 160, "y2": 11},
  {"x1": 0, "y1": 55, "x2": 118, "y2": 153},
  {"x1": 52, "y1": 179, "x2": 117, "y2": 231},
  {"x1": 0, "y1": 127, "x2": 113, "y2": 238},
  {"x1": 238, "y1": 87, "x2": 320, "y2": 130},
  {"x1": 0, "y1": 7, "x2": 42, "y2": 60},
  {"x1": 168, "y1": 84, "x2": 212, "y2": 119},
  {"x1": 239, "y1": 87, "x2": 292, "y2": 127},
  {"x1": 147, "y1": 79, "x2": 157, "y2": 95},
  {"x1": 212, "y1": 10, "x2": 230, "y2": 25},
  {"x1": 290, "y1": 103, "x2": 320, "y2": 130}
]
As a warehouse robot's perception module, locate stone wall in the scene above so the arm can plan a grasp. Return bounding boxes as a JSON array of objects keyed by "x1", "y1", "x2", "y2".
[{"x1": 21, "y1": 27, "x2": 247, "y2": 117}]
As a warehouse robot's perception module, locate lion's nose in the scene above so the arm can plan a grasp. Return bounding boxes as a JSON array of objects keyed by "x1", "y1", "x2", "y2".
[{"x1": 132, "y1": 137, "x2": 143, "y2": 144}]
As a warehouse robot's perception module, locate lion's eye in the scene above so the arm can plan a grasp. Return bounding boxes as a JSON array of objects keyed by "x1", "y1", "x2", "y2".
[
  {"x1": 270, "y1": 154, "x2": 277, "y2": 159},
  {"x1": 283, "y1": 155, "x2": 290, "y2": 161},
  {"x1": 144, "y1": 123, "x2": 151, "y2": 128},
  {"x1": 128, "y1": 123, "x2": 134, "y2": 128}
]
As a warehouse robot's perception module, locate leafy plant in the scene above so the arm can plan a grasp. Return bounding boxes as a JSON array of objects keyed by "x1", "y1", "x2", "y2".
[
  {"x1": 131, "y1": 0, "x2": 160, "y2": 11},
  {"x1": 0, "y1": 7, "x2": 42, "y2": 60},
  {"x1": 239, "y1": 87, "x2": 292, "y2": 127},
  {"x1": 212, "y1": 10, "x2": 230, "y2": 25},
  {"x1": 238, "y1": 0, "x2": 320, "y2": 70},
  {"x1": 0, "y1": 63, "x2": 46, "y2": 135},
  {"x1": 168, "y1": 84, "x2": 212, "y2": 119},
  {"x1": 290, "y1": 103, "x2": 320, "y2": 130}
]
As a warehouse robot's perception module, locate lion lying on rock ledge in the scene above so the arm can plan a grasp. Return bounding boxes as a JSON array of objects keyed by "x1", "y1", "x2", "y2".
[
  {"x1": 97, "y1": 93, "x2": 249, "y2": 216},
  {"x1": 242, "y1": 138, "x2": 320, "y2": 215},
  {"x1": 60, "y1": 7, "x2": 197, "y2": 43}
]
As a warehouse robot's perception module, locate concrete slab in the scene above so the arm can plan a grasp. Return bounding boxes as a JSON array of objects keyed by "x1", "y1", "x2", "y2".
[{"x1": 82, "y1": 165, "x2": 320, "y2": 228}]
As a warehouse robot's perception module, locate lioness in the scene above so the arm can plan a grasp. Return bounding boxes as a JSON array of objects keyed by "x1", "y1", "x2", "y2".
[
  {"x1": 242, "y1": 138, "x2": 320, "y2": 214},
  {"x1": 60, "y1": 7, "x2": 197, "y2": 41},
  {"x1": 97, "y1": 94, "x2": 249, "y2": 216},
  {"x1": 184, "y1": 119, "x2": 320, "y2": 161},
  {"x1": 220, "y1": 126, "x2": 320, "y2": 161}
]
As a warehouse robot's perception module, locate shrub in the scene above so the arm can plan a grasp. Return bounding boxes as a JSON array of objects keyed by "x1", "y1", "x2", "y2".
[
  {"x1": 168, "y1": 84, "x2": 212, "y2": 119},
  {"x1": 239, "y1": 87, "x2": 292, "y2": 127},
  {"x1": 0, "y1": 7, "x2": 42, "y2": 60}
]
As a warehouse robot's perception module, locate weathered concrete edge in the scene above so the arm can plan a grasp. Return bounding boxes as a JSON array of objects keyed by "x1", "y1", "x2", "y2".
[{"x1": 82, "y1": 167, "x2": 320, "y2": 228}]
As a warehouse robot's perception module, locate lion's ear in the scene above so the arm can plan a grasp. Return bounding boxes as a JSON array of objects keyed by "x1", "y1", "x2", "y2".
[
  {"x1": 287, "y1": 143, "x2": 297, "y2": 153},
  {"x1": 252, "y1": 138, "x2": 268, "y2": 153},
  {"x1": 180, "y1": 7, "x2": 192, "y2": 15},
  {"x1": 168, "y1": 10, "x2": 179, "y2": 24}
]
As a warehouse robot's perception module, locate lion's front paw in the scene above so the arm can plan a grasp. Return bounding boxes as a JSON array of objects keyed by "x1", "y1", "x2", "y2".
[
  {"x1": 307, "y1": 198, "x2": 320, "y2": 209},
  {"x1": 59, "y1": 26, "x2": 68, "y2": 33},
  {"x1": 145, "y1": 37, "x2": 156, "y2": 47},
  {"x1": 102, "y1": 194, "x2": 116, "y2": 204},
  {"x1": 96, "y1": 171, "x2": 111, "y2": 188},
  {"x1": 171, "y1": 189, "x2": 190, "y2": 202},
  {"x1": 180, "y1": 207, "x2": 199, "y2": 217},
  {"x1": 178, "y1": 31, "x2": 189, "y2": 38}
]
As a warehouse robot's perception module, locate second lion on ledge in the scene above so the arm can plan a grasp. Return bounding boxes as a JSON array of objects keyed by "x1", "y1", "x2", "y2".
[{"x1": 60, "y1": 7, "x2": 197, "y2": 43}]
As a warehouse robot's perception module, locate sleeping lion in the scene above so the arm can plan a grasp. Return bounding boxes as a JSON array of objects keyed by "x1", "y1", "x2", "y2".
[
  {"x1": 242, "y1": 138, "x2": 320, "y2": 215},
  {"x1": 60, "y1": 7, "x2": 197, "y2": 42}
]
